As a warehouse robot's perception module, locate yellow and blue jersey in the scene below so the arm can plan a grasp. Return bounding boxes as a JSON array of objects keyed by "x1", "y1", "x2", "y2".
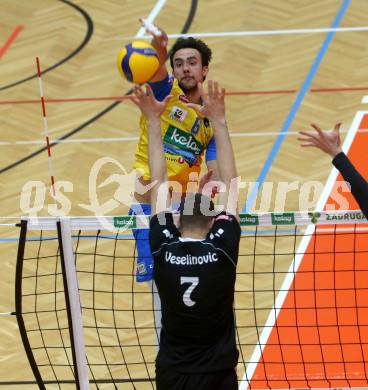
[{"x1": 133, "y1": 75, "x2": 217, "y2": 188}]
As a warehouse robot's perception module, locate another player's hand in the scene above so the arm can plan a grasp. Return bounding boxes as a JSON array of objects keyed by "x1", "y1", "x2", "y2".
[
  {"x1": 184, "y1": 80, "x2": 226, "y2": 123},
  {"x1": 131, "y1": 85, "x2": 172, "y2": 120},
  {"x1": 298, "y1": 123, "x2": 343, "y2": 158},
  {"x1": 198, "y1": 169, "x2": 220, "y2": 198}
]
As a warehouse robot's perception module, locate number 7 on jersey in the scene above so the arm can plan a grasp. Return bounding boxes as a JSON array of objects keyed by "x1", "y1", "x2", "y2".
[{"x1": 180, "y1": 276, "x2": 199, "y2": 307}]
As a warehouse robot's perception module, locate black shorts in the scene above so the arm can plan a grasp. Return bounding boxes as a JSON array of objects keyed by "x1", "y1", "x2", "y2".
[{"x1": 155, "y1": 366, "x2": 238, "y2": 390}]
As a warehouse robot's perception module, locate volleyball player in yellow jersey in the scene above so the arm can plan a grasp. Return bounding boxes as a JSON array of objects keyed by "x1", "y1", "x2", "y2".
[{"x1": 130, "y1": 22, "x2": 219, "y2": 281}]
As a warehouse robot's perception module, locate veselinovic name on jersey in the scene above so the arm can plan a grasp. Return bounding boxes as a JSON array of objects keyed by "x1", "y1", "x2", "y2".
[{"x1": 165, "y1": 251, "x2": 218, "y2": 265}]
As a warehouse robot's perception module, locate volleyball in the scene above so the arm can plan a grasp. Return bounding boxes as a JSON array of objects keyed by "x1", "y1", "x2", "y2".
[{"x1": 117, "y1": 40, "x2": 160, "y2": 84}]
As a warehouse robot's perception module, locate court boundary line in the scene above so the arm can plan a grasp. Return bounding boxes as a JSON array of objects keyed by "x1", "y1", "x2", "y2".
[
  {"x1": 3, "y1": 87, "x2": 368, "y2": 106},
  {"x1": 119, "y1": 25, "x2": 368, "y2": 40},
  {"x1": 239, "y1": 109, "x2": 366, "y2": 389},
  {"x1": 0, "y1": 25, "x2": 23, "y2": 59},
  {"x1": 1, "y1": 127, "x2": 366, "y2": 147}
]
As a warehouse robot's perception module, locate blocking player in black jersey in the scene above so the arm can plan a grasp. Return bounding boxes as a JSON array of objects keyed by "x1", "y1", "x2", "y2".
[
  {"x1": 298, "y1": 123, "x2": 368, "y2": 219},
  {"x1": 131, "y1": 80, "x2": 240, "y2": 390}
]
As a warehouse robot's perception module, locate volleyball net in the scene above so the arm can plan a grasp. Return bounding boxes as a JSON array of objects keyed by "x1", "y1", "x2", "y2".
[{"x1": 15, "y1": 211, "x2": 368, "y2": 389}]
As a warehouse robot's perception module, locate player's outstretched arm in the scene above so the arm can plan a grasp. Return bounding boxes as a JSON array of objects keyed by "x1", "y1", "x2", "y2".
[
  {"x1": 298, "y1": 122, "x2": 368, "y2": 219},
  {"x1": 139, "y1": 18, "x2": 168, "y2": 82},
  {"x1": 185, "y1": 81, "x2": 238, "y2": 218},
  {"x1": 131, "y1": 85, "x2": 172, "y2": 214}
]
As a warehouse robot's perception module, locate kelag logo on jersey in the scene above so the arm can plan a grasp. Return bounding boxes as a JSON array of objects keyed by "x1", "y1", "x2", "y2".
[
  {"x1": 164, "y1": 125, "x2": 203, "y2": 155},
  {"x1": 163, "y1": 125, "x2": 204, "y2": 166}
]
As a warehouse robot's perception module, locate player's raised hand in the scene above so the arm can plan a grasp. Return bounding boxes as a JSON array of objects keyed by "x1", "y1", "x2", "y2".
[
  {"x1": 184, "y1": 80, "x2": 226, "y2": 123},
  {"x1": 131, "y1": 84, "x2": 172, "y2": 120},
  {"x1": 198, "y1": 169, "x2": 219, "y2": 198},
  {"x1": 298, "y1": 123, "x2": 343, "y2": 158},
  {"x1": 139, "y1": 18, "x2": 168, "y2": 49}
]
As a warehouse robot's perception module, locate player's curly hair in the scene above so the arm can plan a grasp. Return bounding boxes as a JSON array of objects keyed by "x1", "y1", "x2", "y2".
[{"x1": 169, "y1": 37, "x2": 212, "y2": 68}]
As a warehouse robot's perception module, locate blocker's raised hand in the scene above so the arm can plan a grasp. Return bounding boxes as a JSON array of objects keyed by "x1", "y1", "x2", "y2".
[
  {"x1": 131, "y1": 84, "x2": 171, "y2": 120},
  {"x1": 185, "y1": 80, "x2": 226, "y2": 123},
  {"x1": 298, "y1": 123, "x2": 343, "y2": 158},
  {"x1": 198, "y1": 169, "x2": 220, "y2": 198}
]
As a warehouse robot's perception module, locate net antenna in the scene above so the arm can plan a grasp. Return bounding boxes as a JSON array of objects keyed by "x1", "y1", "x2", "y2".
[{"x1": 36, "y1": 57, "x2": 56, "y2": 196}]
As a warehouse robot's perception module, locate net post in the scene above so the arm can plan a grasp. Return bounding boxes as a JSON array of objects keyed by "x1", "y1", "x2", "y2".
[{"x1": 57, "y1": 218, "x2": 89, "y2": 390}]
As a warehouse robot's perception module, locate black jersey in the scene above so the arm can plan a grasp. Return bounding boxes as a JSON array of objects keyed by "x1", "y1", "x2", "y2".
[
  {"x1": 149, "y1": 212, "x2": 241, "y2": 374},
  {"x1": 333, "y1": 152, "x2": 368, "y2": 219}
]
